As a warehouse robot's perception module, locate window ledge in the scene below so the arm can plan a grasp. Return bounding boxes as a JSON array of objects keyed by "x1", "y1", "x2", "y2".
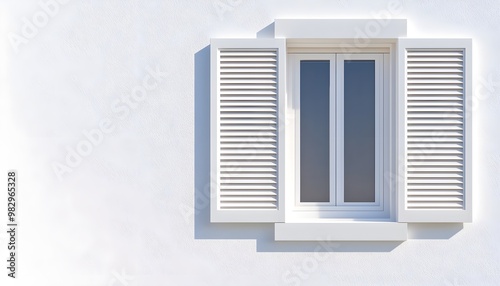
[{"x1": 274, "y1": 221, "x2": 407, "y2": 241}]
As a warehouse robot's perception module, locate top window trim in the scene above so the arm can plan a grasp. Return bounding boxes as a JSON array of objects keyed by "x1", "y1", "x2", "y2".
[{"x1": 274, "y1": 19, "x2": 407, "y2": 39}]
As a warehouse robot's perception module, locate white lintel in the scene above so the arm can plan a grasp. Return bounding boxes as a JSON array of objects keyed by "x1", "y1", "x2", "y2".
[{"x1": 274, "y1": 19, "x2": 407, "y2": 39}]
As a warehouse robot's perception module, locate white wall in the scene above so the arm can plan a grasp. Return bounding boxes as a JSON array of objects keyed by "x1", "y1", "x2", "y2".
[{"x1": 1, "y1": 0, "x2": 499, "y2": 285}]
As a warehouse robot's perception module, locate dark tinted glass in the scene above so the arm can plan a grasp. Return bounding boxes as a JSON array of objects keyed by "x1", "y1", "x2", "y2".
[
  {"x1": 344, "y1": 60, "x2": 376, "y2": 202},
  {"x1": 300, "y1": 60, "x2": 330, "y2": 202}
]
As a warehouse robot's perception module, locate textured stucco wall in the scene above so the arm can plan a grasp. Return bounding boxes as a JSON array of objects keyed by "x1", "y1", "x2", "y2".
[{"x1": 1, "y1": 0, "x2": 499, "y2": 285}]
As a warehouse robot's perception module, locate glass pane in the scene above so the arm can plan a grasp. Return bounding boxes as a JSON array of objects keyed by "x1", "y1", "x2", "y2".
[
  {"x1": 344, "y1": 60, "x2": 376, "y2": 203},
  {"x1": 300, "y1": 60, "x2": 330, "y2": 203}
]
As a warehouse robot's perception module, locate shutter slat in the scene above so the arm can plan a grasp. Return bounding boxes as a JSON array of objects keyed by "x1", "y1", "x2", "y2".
[
  {"x1": 220, "y1": 137, "x2": 276, "y2": 143},
  {"x1": 220, "y1": 184, "x2": 277, "y2": 190},
  {"x1": 408, "y1": 149, "x2": 463, "y2": 155},
  {"x1": 221, "y1": 166, "x2": 276, "y2": 174},
  {"x1": 221, "y1": 119, "x2": 277, "y2": 125},
  {"x1": 220, "y1": 51, "x2": 277, "y2": 57},
  {"x1": 407, "y1": 62, "x2": 463, "y2": 68},
  {"x1": 407, "y1": 131, "x2": 462, "y2": 137},
  {"x1": 220, "y1": 190, "x2": 276, "y2": 196},
  {"x1": 220, "y1": 131, "x2": 276, "y2": 137},
  {"x1": 221, "y1": 101, "x2": 277, "y2": 107},
  {"x1": 220, "y1": 125, "x2": 276, "y2": 131},
  {"x1": 220, "y1": 90, "x2": 277, "y2": 95},
  {"x1": 221, "y1": 84, "x2": 277, "y2": 90},
  {"x1": 407, "y1": 106, "x2": 463, "y2": 112},
  {"x1": 407, "y1": 202, "x2": 463, "y2": 208},
  {"x1": 221, "y1": 79, "x2": 277, "y2": 84},
  {"x1": 221, "y1": 154, "x2": 277, "y2": 160},
  {"x1": 220, "y1": 202, "x2": 277, "y2": 209},
  {"x1": 220, "y1": 161, "x2": 276, "y2": 166},
  {"x1": 221, "y1": 173, "x2": 277, "y2": 178},
  {"x1": 408, "y1": 178, "x2": 463, "y2": 184},
  {"x1": 408, "y1": 125, "x2": 462, "y2": 130},
  {"x1": 408, "y1": 190, "x2": 463, "y2": 196},
  {"x1": 408, "y1": 196, "x2": 463, "y2": 202},
  {"x1": 221, "y1": 196, "x2": 277, "y2": 202},
  {"x1": 221, "y1": 109, "x2": 277, "y2": 113},
  {"x1": 408, "y1": 167, "x2": 463, "y2": 172},
  {"x1": 407, "y1": 51, "x2": 463, "y2": 57},
  {"x1": 407, "y1": 101, "x2": 463, "y2": 106},
  {"x1": 220, "y1": 96, "x2": 277, "y2": 101},
  {"x1": 221, "y1": 68, "x2": 277, "y2": 73},
  {"x1": 408, "y1": 155, "x2": 463, "y2": 161},
  {"x1": 221, "y1": 62, "x2": 277, "y2": 68},
  {"x1": 408, "y1": 74, "x2": 463, "y2": 79},
  {"x1": 408, "y1": 173, "x2": 462, "y2": 178},
  {"x1": 221, "y1": 55, "x2": 277, "y2": 59},
  {"x1": 408, "y1": 57, "x2": 462, "y2": 62},
  {"x1": 407, "y1": 113, "x2": 463, "y2": 119},
  {"x1": 221, "y1": 143, "x2": 277, "y2": 148},
  {"x1": 408, "y1": 84, "x2": 463, "y2": 90},
  {"x1": 221, "y1": 149, "x2": 276, "y2": 155},
  {"x1": 406, "y1": 68, "x2": 463, "y2": 73},
  {"x1": 408, "y1": 137, "x2": 463, "y2": 143},
  {"x1": 408, "y1": 79, "x2": 463, "y2": 84},
  {"x1": 407, "y1": 161, "x2": 463, "y2": 166},
  {"x1": 221, "y1": 73, "x2": 277, "y2": 79},
  {"x1": 407, "y1": 90, "x2": 463, "y2": 95},
  {"x1": 221, "y1": 178, "x2": 277, "y2": 184},
  {"x1": 408, "y1": 119, "x2": 463, "y2": 124},
  {"x1": 408, "y1": 184, "x2": 463, "y2": 190},
  {"x1": 408, "y1": 143, "x2": 463, "y2": 148},
  {"x1": 220, "y1": 113, "x2": 277, "y2": 118}
]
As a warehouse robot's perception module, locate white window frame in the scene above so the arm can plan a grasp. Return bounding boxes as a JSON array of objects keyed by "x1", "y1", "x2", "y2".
[{"x1": 288, "y1": 53, "x2": 391, "y2": 220}]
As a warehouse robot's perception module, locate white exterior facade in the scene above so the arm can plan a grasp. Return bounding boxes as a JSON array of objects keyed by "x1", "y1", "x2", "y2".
[{"x1": 1, "y1": 0, "x2": 499, "y2": 285}]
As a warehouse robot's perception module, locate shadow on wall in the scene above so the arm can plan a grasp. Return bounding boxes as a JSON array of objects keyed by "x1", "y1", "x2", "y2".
[{"x1": 193, "y1": 24, "x2": 464, "y2": 252}]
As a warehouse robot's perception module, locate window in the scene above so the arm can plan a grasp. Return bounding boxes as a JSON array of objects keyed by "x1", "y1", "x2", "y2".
[
  {"x1": 290, "y1": 54, "x2": 388, "y2": 219},
  {"x1": 209, "y1": 20, "x2": 472, "y2": 241}
]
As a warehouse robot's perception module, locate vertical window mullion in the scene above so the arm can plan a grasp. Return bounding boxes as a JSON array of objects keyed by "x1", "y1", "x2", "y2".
[
  {"x1": 335, "y1": 55, "x2": 345, "y2": 206},
  {"x1": 330, "y1": 56, "x2": 337, "y2": 205}
]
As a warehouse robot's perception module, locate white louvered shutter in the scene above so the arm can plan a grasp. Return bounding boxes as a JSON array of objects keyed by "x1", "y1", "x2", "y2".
[
  {"x1": 210, "y1": 39, "x2": 285, "y2": 222},
  {"x1": 398, "y1": 39, "x2": 472, "y2": 222}
]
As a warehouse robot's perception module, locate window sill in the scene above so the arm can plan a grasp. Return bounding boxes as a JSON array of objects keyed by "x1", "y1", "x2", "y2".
[{"x1": 274, "y1": 221, "x2": 407, "y2": 241}]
